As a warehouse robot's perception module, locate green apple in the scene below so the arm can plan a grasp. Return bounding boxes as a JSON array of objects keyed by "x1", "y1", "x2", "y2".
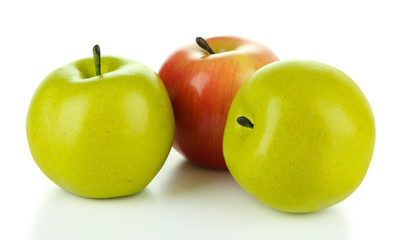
[
  {"x1": 223, "y1": 59, "x2": 375, "y2": 213},
  {"x1": 26, "y1": 45, "x2": 174, "y2": 198}
]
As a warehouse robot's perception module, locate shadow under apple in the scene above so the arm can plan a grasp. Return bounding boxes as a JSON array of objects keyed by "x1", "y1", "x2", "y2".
[
  {"x1": 31, "y1": 157, "x2": 350, "y2": 240},
  {"x1": 31, "y1": 188, "x2": 160, "y2": 240},
  {"x1": 159, "y1": 158, "x2": 235, "y2": 197},
  {"x1": 156, "y1": 157, "x2": 351, "y2": 240}
]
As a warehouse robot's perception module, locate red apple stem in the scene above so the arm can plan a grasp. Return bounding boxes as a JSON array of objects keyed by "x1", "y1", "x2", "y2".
[
  {"x1": 93, "y1": 44, "x2": 101, "y2": 76},
  {"x1": 196, "y1": 37, "x2": 215, "y2": 54},
  {"x1": 237, "y1": 116, "x2": 254, "y2": 129}
]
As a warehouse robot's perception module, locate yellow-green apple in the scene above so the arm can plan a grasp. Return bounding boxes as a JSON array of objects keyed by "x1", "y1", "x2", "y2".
[
  {"x1": 159, "y1": 36, "x2": 278, "y2": 169},
  {"x1": 223, "y1": 59, "x2": 375, "y2": 212},
  {"x1": 26, "y1": 45, "x2": 175, "y2": 198}
]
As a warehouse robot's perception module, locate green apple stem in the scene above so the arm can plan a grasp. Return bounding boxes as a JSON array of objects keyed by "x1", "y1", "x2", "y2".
[
  {"x1": 196, "y1": 37, "x2": 215, "y2": 54},
  {"x1": 93, "y1": 44, "x2": 101, "y2": 76},
  {"x1": 237, "y1": 116, "x2": 254, "y2": 129}
]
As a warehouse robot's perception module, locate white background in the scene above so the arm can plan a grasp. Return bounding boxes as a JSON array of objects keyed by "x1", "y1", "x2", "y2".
[{"x1": 1, "y1": 0, "x2": 400, "y2": 239}]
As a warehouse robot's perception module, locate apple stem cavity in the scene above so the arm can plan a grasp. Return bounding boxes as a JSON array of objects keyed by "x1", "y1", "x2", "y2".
[
  {"x1": 93, "y1": 44, "x2": 101, "y2": 76},
  {"x1": 196, "y1": 37, "x2": 215, "y2": 54},
  {"x1": 237, "y1": 116, "x2": 254, "y2": 129}
]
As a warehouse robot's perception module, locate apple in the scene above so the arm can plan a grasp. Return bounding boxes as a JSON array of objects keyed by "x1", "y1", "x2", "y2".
[
  {"x1": 223, "y1": 59, "x2": 375, "y2": 213},
  {"x1": 26, "y1": 45, "x2": 175, "y2": 198},
  {"x1": 159, "y1": 36, "x2": 278, "y2": 169}
]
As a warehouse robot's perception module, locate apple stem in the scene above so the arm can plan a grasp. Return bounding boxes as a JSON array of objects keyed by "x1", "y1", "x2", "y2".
[
  {"x1": 196, "y1": 37, "x2": 215, "y2": 54},
  {"x1": 237, "y1": 116, "x2": 254, "y2": 129},
  {"x1": 93, "y1": 44, "x2": 101, "y2": 76}
]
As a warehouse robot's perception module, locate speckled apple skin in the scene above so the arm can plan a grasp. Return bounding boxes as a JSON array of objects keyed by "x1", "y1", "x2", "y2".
[
  {"x1": 159, "y1": 36, "x2": 279, "y2": 169},
  {"x1": 26, "y1": 56, "x2": 174, "y2": 198},
  {"x1": 223, "y1": 59, "x2": 375, "y2": 213}
]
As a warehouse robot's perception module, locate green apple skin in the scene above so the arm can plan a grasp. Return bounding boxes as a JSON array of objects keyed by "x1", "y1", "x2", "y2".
[
  {"x1": 26, "y1": 56, "x2": 174, "y2": 198},
  {"x1": 223, "y1": 59, "x2": 375, "y2": 213}
]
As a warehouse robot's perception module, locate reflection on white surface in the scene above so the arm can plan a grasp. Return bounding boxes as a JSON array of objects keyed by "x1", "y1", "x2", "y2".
[{"x1": 32, "y1": 158, "x2": 349, "y2": 240}]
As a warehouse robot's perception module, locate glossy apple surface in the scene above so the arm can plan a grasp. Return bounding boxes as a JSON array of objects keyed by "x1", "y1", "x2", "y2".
[
  {"x1": 159, "y1": 36, "x2": 278, "y2": 169},
  {"x1": 223, "y1": 59, "x2": 375, "y2": 212},
  {"x1": 26, "y1": 55, "x2": 174, "y2": 198}
]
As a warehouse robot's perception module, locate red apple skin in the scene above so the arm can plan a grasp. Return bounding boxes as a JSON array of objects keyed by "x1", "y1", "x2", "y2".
[{"x1": 159, "y1": 36, "x2": 279, "y2": 169}]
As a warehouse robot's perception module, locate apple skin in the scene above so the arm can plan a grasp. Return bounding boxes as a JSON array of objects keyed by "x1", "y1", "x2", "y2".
[
  {"x1": 223, "y1": 59, "x2": 375, "y2": 213},
  {"x1": 26, "y1": 56, "x2": 174, "y2": 198},
  {"x1": 159, "y1": 36, "x2": 278, "y2": 169}
]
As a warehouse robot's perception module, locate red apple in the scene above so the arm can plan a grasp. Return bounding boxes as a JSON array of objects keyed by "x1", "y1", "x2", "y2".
[{"x1": 159, "y1": 36, "x2": 279, "y2": 169}]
